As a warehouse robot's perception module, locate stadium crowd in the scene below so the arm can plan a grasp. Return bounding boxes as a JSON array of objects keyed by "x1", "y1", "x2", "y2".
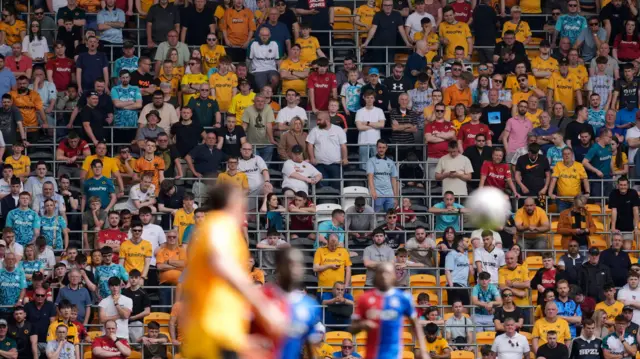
[{"x1": 0, "y1": 0, "x2": 637, "y2": 356}]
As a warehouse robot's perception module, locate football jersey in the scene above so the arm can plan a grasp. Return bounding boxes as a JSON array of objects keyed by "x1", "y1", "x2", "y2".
[
  {"x1": 94, "y1": 263, "x2": 128, "y2": 298},
  {"x1": 200, "y1": 44, "x2": 226, "y2": 74},
  {"x1": 5, "y1": 155, "x2": 31, "y2": 178},
  {"x1": 279, "y1": 291, "x2": 321, "y2": 359},
  {"x1": 353, "y1": 288, "x2": 416, "y2": 359},
  {"x1": 438, "y1": 21, "x2": 471, "y2": 59},
  {"x1": 296, "y1": 36, "x2": 321, "y2": 65},
  {"x1": 209, "y1": 71, "x2": 238, "y2": 112},
  {"x1": 531, "y1": 56, "x2": 558, "y2": 93},
  {"x1": 6, "y1": 208, "x2": 40, "y2": 246},
  {"x1": 119, "y1": 239, "x2": 153, "y2": 273},
  {"x1": 570, "y1": 337, "x2": 602, "y2": 359}
]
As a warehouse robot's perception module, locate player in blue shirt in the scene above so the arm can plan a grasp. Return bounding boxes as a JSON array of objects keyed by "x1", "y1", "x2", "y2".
[
  {"x1": 6, "y1": 192, "x2": 41, "y2": 246},
  {"x1": 82, "y1": 159, "x2": 116, "y2": 211},
  {"x1": 273, "y1": 248, "x2": 321, "y2": 359},
  {"x1": 350, "y1": 262, "x2": 427, "y2": 359},
  {"x1": 94, "y1": 246, "x2": 128, "y2": 299}
]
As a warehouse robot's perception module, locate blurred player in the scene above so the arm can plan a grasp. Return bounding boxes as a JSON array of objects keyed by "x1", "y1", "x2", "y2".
[
  {"x1": 181, "y1": 183, "x2": 285, "y2": 359},
  {"x1": 350, "y1": 262, "x2": 429, "y2": 359}
]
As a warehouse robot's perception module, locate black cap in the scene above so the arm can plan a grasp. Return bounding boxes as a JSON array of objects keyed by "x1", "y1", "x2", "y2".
[
  {"x1": 291, "y1": 145, "x2": 303, "y2": 154},
  {"x1": 32, "y1": 271, "x2": 44, "y2": 280},
  {"x1": 588, "y1": 247, "x2": 600, "y2": 256},
  {"x1": 123, "y1": 41, "x2": 135, "y2": 49},
  {"x1": 624, "y1": 306, "x2": 634, "y2": 312},
  {"x1": 238, "y1": 78, "x2": 250, "y2": 86},
  {"x1": 559, "y1": 57, "x2": 569, "y2": 66},
  {"x1": 88, "y1": 91, "x2": 99, "y2": 97}
]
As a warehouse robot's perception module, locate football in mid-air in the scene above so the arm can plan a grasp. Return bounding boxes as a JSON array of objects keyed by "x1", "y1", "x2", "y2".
[{"x1": 466, "y1": 187, "x2": 511, "y2": 230}]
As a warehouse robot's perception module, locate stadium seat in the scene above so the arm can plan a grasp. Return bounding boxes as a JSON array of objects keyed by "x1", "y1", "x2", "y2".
[
  {"x1": 144, "y1": 312, "x2": 171, "y2": 326},
  {"x1": 589, "y1": 235, "x2": 607, "y2": 250},
  {"x1": 83, "y1": 353, "x2": 92, "y2": 359},
  {"x1": 586, "y1": 204, "x2": 602, "y2": 214},
  {"x1": 553, "y1": 234, "x2": 563, "y2": 249},
  {"x1": 351, "y1": 274, "x2": 367, "y2": 301},
  {"x1": 355, "y1": 331, "x2": 367, "y2": 345},
  {"x1": 403, "y1": 351, "x2": 415, "y2": 359},
  {"x1": 129, "y1": 351, "x2": 142, "y2": 359},
  {"x1": 326, "y1": 331, "x2": 352, "y2": 345},
  {"x1": 452, "y1": 350, "x2": 475, "y2": 359},
  {"x1": 521, "y1": 331, "x2": 533, "y2": 344},
  {"x1": 476, "y1": 331, "x2": 496, "y2": 345},
  {"x1": 316, "y1": 203, "x2": 343, "y2": 222},
  {"x1": 332, "y1": 7, "x2": 355, "y2": 41},
  {"x1": 443, "y1": 312, "x2": 470, "y2": 320},
  {"x1": 525, "y1": 256, "x2": 543, "y2": 270},
  {"x1": 409, "y1": 274, "x2": 436, "y2": 288},
  {"x1": 342, "y1": 186, "x2": 370, "y2": 209}
]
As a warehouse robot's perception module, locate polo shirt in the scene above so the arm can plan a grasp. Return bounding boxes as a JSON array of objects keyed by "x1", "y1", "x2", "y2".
[
  {"x1": 187, "y1": 144, "x2": 226, "y2": 176},
  {"x1": 76, "y1": 52, "x2": 109, "y2": 91},
  {"x1": 491, "y1": 333, "x2": 530, "y2": 359},
  {"x1": 24, "y1": 301, "x2": 56, "y2": 342},
  {"x1": 187, "y1": 97, "x2": 219, "y2": 128},
  {"x1": 55, "y1": 287, "x2": 92, "y2": 323},
  {"x1": 146, "y1": 3, "x2": 180, "y2": 43},
  {"x1": 584, "y1": 142, "x2": 612, "y2": 178}
]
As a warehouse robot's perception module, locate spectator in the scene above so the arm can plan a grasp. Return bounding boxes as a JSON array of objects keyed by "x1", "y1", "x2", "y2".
[
  {"x1": 10, "y1": 76, "x2": 45, "y2": 143},
  {"x1": 557, "y1": 239, "x2": 584, "y2": 286},
  {"x1": 439, "y1": 5, "x2": 472, "y2": 60},
  {"x1": 155, "y1": 229, "x2": 184, "y2": 307},
  {"x1": 498, "y1": 250, "x2": 530, "y2": 309},
  {"x1": 600, "y1": 233, "x2": 632, "y2": 287},
  {"x1": 474, "y1": 231, "x2": 505, "y2": 285},
  {"x1": 445, "y1": 237, "x2": 471, "y2": 305},
  {"x1": 146, "y1": 0, "x2": 180, "y2": 49},
  {"x1": 153, "y1": 30, "x2": 190, "y2": 75},
  {"x1": 184, "y1": 131, "x2": 226, "y2": 179},
  {"x1": 344, "y1": 197, "x2": 376, "y2": 243},
  {"x1": 548, "y1": 58, "x2": 583, "y2": 113},
  {"x1": 613, "y1": 20, "x2": 640, "y2": 64},
  {"x1": 548, "y1": 147, "x2": 589, "y2": 212},
  {"x1": 582, "y1": 128, "x2": 613, "y2": 198},
  {"x1": 119, "y1": 222, "x2": 152, "y2": 280},
  {"x1": 6, "y1": 192, "x2": 41, "y2": 247},
  {"x1": 471, "y1": 271, "x2": 502, "y2": 331},
  {"x1": 332, "y1": 338, "x2": 360, "y2": 358},
  {"x1": 552, "y1": 0, "x2": 586, "y2": 46},
  {"x1": 514, "y1": 198, "x2": 551, "y2": 250},
  {"x1": 618, "y1": 272, "x2": 640, "y2": 324},
  {"x1": 179, "y1": 0, "x2": 215, "y2": 47},
  {"x1": 514, "y1": 143, "x2": 551, "y2": 199},
  {"x1": 360, "y1": 68, "x2": 389, "y2": 111},
  {"x1": 0, "y1": 177, "x2": 21, "y2": 229},
  {"x1": 238, "y1": 142, "x2": 272, "y2": 198},
  {"x1": 503, "y1": 102, "x2": 533, "y2": 163},
  {"x1": 374, "y1": 209, "x2": 405, "y2": 250},
  {"x1": 429, "y1": 191, "x2": 467, "y2": 232},
  {"x1": 242, "y1": 94, "x2": 276, "y2": 162},
  {"x1": 313, "y1": 235, "x2": 352, "y2": 290},
  {"x1": 98, "y1": 277, "x2": 132, "y2": 340},
  {"x1": 595, "y1": 284, "x2": 623, "y2": 328},
  {"x1": 56, "y1": 132, "x2": 90, "y2": 179},
  {"x1": 579, "y1": 247, "x2": 614, "y2": 302},
  {"x1": 82, "y1": 159, "x2": 117, "y2": 212},
  {"x1": 444, "y1": 300, "x2": 473, "y2": 348},
  {"x1": 277, "y1": 116, "x2": 306, "y2": 161},
  {"x1": 576, "y1": 17, "x2": 607, "y2": 63},
  {"x1": 26, "y1": 162, "x2": 58, "y2": 200},
  {"x1": 610, "y1": 176, "x2": 639, "y2": 235},
  {"x1": 555, "y1": 279, "x2": 582, "y2": 337},
  {"x1": 532, "y1": 302, "x2": 572, "y2": 353},
  {"x1": 6, "y1": 43, "x2": 32, "y2": 80},
  {"x1": 8, "y1": 308, "x2": 34, "y2": 359},
  {"x1": 443, "y1": 72, "x2": 473, "y2": 109},
  {"x1": 307, "y1": 111, "x2": 347, "y2": 189},
  {"x1": 172, "y1": 192, "x2": 195, "y2": 245},
  {"x1": 435, "y1": 140, "x2": 473, "y2": 196},
  {"x1": 216, "y1": 115, "x2": 246, "y2": 158},
  {"x1": 536, "y1": 331, "x2": 569, "y2": 359},
  {"x1": 479, "y1": 147, "x2": 518, "y2": 195},
  {"x1": 94, "y1": 246, "x2": 128, "y2": 299},
  {"x1": 171, "y1": 107, "x2": 206, "y2": 158},
  {"x1": 92, "y1": 320, "x2": 132, "y2": 358},
  {"x1": 0, "y1": 252, "x2": 26, "y2": 312},
  {"x1": 493, "y1": 288, "x2": 525, "y2": 335},
  {"x1": 557, "y1": 194, "x2": 597, "y2": 250},
  {"x1": 221, "y1": 0, "x2": 256, "y2": 62},
  {"x1": 121, "y1": 270, "x2": 150, "y2": 343},
  {"x1": 139, "y1": 321, "x2": 169, "y2": 359},
  {"x1": 602, "y1": 315, "x2": 638, "y2": 359},
  {"x1": 23, "y1": 285, "x2": 56, "y2": 349},
  {"x1": 405, "y1": 226, "x2": 436, "y2": 271},
  {"x1": 55, "y1": 269, "x2": 92, "y2": 326},
  {"x1": 248, "y1": 28, "x2": 280, "y2": 91},
  {"x1": 217, "y1": 156, "x2": 249, "y2": 191},
  {"x1": 75, "y1": 37, "x2": 109, "y2": 95},
  {"x1": 425, "y1": 102, "x2": 456, "y2": 179},
  {"x1": 281, "y1": 145, "x2": 322, "y2": 196},
  {"x1": 0, "y1": 94, "x2": 24, "y2": 148},
  {"x1": 363, "y1": 228, "x2": 394, "y2": 285}
]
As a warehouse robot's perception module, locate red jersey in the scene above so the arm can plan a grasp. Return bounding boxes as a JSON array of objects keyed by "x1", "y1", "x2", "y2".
[
  {"x1": 613, "y1": 34, "x2": 640, "y2": 61},
  {"x1": 307, "y1": 72, "x2": 337, "y2": 111},
  {"x1": 457, "y1": 122, "x2": 492, "y2": 150},
  {"x1": 97, "y1": 229, "x2": 127, "y2": 262},
  {"x1": 480, "y1": 160, "x2": 511, "y2": 190},
  {"x1": 451, "y1": 1, "x2": 472, "y2": 23},
  {"x1": 288, "y1": 200, "x2": 314, "y2": 231},
  {"x1": 249, "y1": 284, "x2": 290, "y2": 359},
  {"x1": 540, "y1": 268, "x2": 557, "y2": 289},
  {"x1": 58, "y1": 138, "x2": 89, "y2": 167},
  {"x1": 92, "y1": 336, "x2": 130, "y2": 359},
  {"x1": 45, "y1": 57, "x2": 75, "y2": 91},
  {"x1": 424, "y1": 120, "x2": 454, "y2": 158},
  {"x1": 73, "y1": 320, "x2": 88, "y2": 340}
]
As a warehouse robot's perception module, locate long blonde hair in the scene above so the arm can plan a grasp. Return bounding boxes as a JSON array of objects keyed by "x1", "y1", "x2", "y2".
[{"x1": 592, "y1": 309, "x2": 610, "y2": 338}]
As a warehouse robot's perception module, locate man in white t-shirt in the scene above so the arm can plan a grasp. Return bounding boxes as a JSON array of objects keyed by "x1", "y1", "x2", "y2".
[
  {"x1": 355, "y1": 89, "x2": 386, "y2": 170},
  {"x1": 249, "y1": 28, "x2": 280, "y2": 90},
  {"x1": 123, "y1": 174, "x2": 156, "y2": 213},
  {"x1": 473, "y1": 231, "x2": 505, "y2": 285},
  {"x1": 98, "y1": 276, "x2": 133, "y2": 339},
  {"x1": 0, "y1": 165, "x2": 22, "y2": 199},
  {"x1": 626, "y1": 112, "x2": 640, "y2": 165},
  {"x1": 306, "y1": 111, "x2": 348, "y2": 189},
  {"x1": 238, "y1": 142, "x2": 273, "y2": 208},
  {"x1": 276, "y1": 89, "x2": 308, "y2": 132},
  {"x1": 281, "y1": 145, "x2": 322, "y2": 196},
  {"x1": 618, "y1": 271, "x2": 640, "y2": 325},
  {"x1": 404, "y1": 0, "x2": 436, "y2": 40},
  {"x1": 434, "y1": 140, "x2": 474, "y2": 195}
]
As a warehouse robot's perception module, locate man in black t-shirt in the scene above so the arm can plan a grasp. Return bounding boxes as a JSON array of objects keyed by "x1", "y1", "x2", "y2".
[
  {"x1": 481, "y1": 89, "x2": 511, "y2": 140},
  {"x1": 8, "y1": 306, "x2": 36, "y2": 359},
  {"x1": 624, "y1": 306, "x2": 639, "y2": 337},
  {"x1": 170, "y1": 107, "x2": 205, "y2": 157},
  {"x1": 215, "y1": 115, "x2": 246, "y2": 157},
  {"x1": 130, "y1": 57, "x2": 160, "y2": 106},
  {"x1": 537, "y1": 331, "x2": 569, "y2": 359},
  {"x1": 609, "y1": 176, "x2": 640, "y2": 234},
  {"x1": 122, "y1": 270, "x2": 151, "y2": 343},
  {"x1": 515, "y1": 143, "x2": 551, "y2": 197},
  {"x1": 613, "y1": 64, "x2": 640, "y2": 110},
  {"x1": 565, "y1": 106, "x2": 595, "y2": 148},
  {"x1": 600, "y1": 0, "x2": 634, "y2": 46}
]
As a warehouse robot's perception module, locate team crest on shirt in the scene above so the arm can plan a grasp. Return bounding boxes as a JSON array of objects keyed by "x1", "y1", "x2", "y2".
[
  {"x1": 389, "y1": 297, "x2": 400, "y2": 308},
  {"x1": 102, "y1": 181, "x2": 106, "y2": 185},
  {"x1": 23, "y1": 330, "x2": 27, "y2": 334},
  {"x1": 368, "y1": 297, "x2": 376, "y2": 304},
  {"x1": 296, "y1": 304, "x2": 310, "y2": 321},
  {"x1": 378, "y1": 90, "x2": 383, "y2": 94}
]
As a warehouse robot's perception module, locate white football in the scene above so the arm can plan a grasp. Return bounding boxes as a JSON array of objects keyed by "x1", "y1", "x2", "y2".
[{"x1": 465, "y1": 187, "x2": 511, "y2": 230}]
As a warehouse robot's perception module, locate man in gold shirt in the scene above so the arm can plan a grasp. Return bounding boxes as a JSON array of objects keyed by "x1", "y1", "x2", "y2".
[
  {"x1": 548, "y1": 147, "x2": 590, "y2": 212},
  {"x1": 313, "y1": 234, "x2": 352, "y2": 290},
  {"x1": 182, "y1": 183, "x2": 284, "y2": 359},
  {"x1": 532, "y1": 302, "x2": 571, "y2": 353},
  {"x1": 498, "y1": 251, "x2": 530, "y2": 308},
  {"x1": 10, "y1": 76, "x2": 46, "y2": 142}
]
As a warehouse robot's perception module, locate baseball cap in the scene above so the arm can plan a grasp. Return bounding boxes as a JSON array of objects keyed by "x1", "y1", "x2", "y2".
[
  {"x1": 0, "y1": 319, "x2": 8, "y2": 326},
  {"x1": 559, "y1": 57, "x2": 569, "y2": 66},
  {"x1": 147, "y1": 110, "x2": 160, "y2": 119},
  {"x1": 368, "y1": 68, "x2": 380, "y2": 76},
  {"x1": 123, "y1": 41, "x2": 135, "y2": 49},
  {"x1": 588, "y1": 247, "x2": 600, "y2": 256},
  {"x1": 511, "y1": 5, "x2": 521, "y2": 12},
  {"x1": 314, "y1": 323, "x2": 326, "y2": 333},
  {"x1": 624, "y1": 306, "x2": 634, "y2": 312},
  {"x1": 88, "y1": 91, "x2": 99, "y2": 97},
  {"x1": 291, "y1": 145, "x2": 303, "y2": 154},
  {"x1": 238, "y1": 78, "x2": 250, "y2": 86}
]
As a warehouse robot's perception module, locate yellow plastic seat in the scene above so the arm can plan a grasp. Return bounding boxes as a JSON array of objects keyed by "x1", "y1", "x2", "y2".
[
  {"x1": 443, "y1": 312, "x2": 470, "y2": 320},
  {"x1": 402, "y1": 332, "x2": 413, "y2": 345},
  {"x1": 395, "y1": 53, "x2": 409, "y2": 64},
  {"x1": 551, "y1": 221, "x2": 558, "y2": 231},
  {"x1": 355, "y1": 331, "x2": 367, "y2": 345},
  {"x1": 525, "y1": 256, "x2": 543, "y2": 270},
  {"x1": 403, "y1": 351, "x2": 415, "y2": 359},
  {"x1": 144, "y1": 312, "x2": 171, "y2": 326},
  {"x1": 352, "y1": 274, "x2": 367, "y2": 301},
  {"x1": 358, "y1": 348, "x2": 367, "y2": 357},
  {"x1": 476, "y1": 331, "x2": 496, "y2": 345},
  {"x1": 553, "y1": 234, "x2": 563, "y2": 249},
  {"x1": 326, "y1": 331, "x2": 352, "y2": 345},
  {"x1": 83, "y1": 352, "x2": 92, "y2": 359},
  {"x1": 452, "y1": 350, "x2": 476, "y2": 359},
  {"x1": 332, "y1": 7, "x2": 355, "y2": 41},
  {"x1": 410, "y1": 274, "x2": 436, "y2": 288},
  {"x1": 129, "y1": 351, "x2": 142, "y2": 359},
  {"x1": 586, "y1": 204, "x2": 602, "y2": 214},
  {"x1": 589, "y1": 235, "x2": 607, "y2": 250}
]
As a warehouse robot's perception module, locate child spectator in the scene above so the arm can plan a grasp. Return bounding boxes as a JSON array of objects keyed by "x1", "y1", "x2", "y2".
[
  {"x1": 4, "y1": 141, "x2": 30, "y2": 181},
  {"x1": 395, "y1": 248, "x2": 423, "y2": 286},
  {"x1": 139, "y1": 321, "x2": 169, "y2": 359},
  {"x1": 397, "y1": 197, "x2": 417, "y2": 225}
]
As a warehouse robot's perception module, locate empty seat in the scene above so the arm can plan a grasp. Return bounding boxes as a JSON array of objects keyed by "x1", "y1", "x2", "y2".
[
  {"x1": 326, "y1": 331, "x2": 353, "y2": 345},
  {"x1": 525, "y1": 256, "x2": 543, "y2": 270},
  {"x1": 342, "y1": 186, "x2": 370, "y2": 209},
  {"x1": 316, "y1": 203, "x2": 343, "y2": 222},
  {"x1": 451, "y1": 350, "x2": 475, "y2": 359},
  {"x1": 476, "y1": 331, "x2": 496, "y2": 345},
  {"x1": 409, "y1": 274, "x2": 436, "y2": 288}
]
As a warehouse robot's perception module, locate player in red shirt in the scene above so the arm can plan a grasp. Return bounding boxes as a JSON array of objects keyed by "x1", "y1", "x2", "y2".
[
  {"x1": 457, "y1": 105, "x2": 492, "y2": 151},
  {"x1": 97, "y1": 211, "x2": 127, "y2": 261},
  {"x1": 45, "y1": 40, "x2": 75, "y2": 92},
  {"x1": 91, "y1": 320, "x2": 131, "y2": 359},
  {"x1": 307, "y1": 57, "x2": 337, "y2": 113},
  {"x1": 451, "y1": 0, "x2": 472, "y2": 23},
  {"x1": 479, "y1": 147, "x2": 519, "y2": 195},
  {"x1": 425, "y1": 102, "x2": 456, "y2": 159}
]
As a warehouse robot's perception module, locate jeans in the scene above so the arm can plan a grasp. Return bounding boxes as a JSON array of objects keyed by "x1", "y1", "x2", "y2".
[
  {"x1": 257, "y1": 145, "x2": 274, "y2": 163},
  {"x1": 556, "y1": 199, "x2": 573, "y2": 213},
  {"x1": 316, "y1": 163, "x2": 341, "y2": 189},
  {"x1": 359, "y1": 145, "x2": 375, "y2": 170},
  {"x1": 374, "y1": 196, "x2": 395, "y2": 212},
  {"x1": 590, "y1": 177, "x2": 613, "y2": 199},
  {"x1": 159, "y1": 287, "x2": 174, "y2": 313},
  {"x1": 473, "y1": 314, "x2": 495, "y2": 332}
]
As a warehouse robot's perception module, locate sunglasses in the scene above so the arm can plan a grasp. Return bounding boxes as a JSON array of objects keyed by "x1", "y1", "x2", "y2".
[
  {"x1": 493, "y1": 79, "x2": 503, "y2": 83},
  {"x1": 503, "y1": 293, "x2": 513, "y2": 297},
  {"x1": 387, "y1": 215, "x2": 397, "y2": 219},
  {"x1": 589, "y1": 23, "x2": 599, "y2": 26},
  {"x1": 343, "y1": 346, "x2": 353, "y2": 349},
  {"x1": 132, "y1": 229, "x2": 142, "y2": 232},
  {"x1": 35, "y1": 12, "x2": 44, "y2": 15},
  {"x1": 552, "y1": 12, "x2": 561, "y2": 15},
  {"x1": 207, "y1": 38, "x2": 217, "y2": 41},
  {"x1": 508, "y1": 340, "x2": 520, "y2": 347},
  {"x1": 435, "y1": 109, "x2": 445, "y2": 113},
  {"x1": 35, "y1": 294, "x2": 46, "y2": 297},
  {"x1": 568, "y1": 3, "x2": 578, "y2": 6}
]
